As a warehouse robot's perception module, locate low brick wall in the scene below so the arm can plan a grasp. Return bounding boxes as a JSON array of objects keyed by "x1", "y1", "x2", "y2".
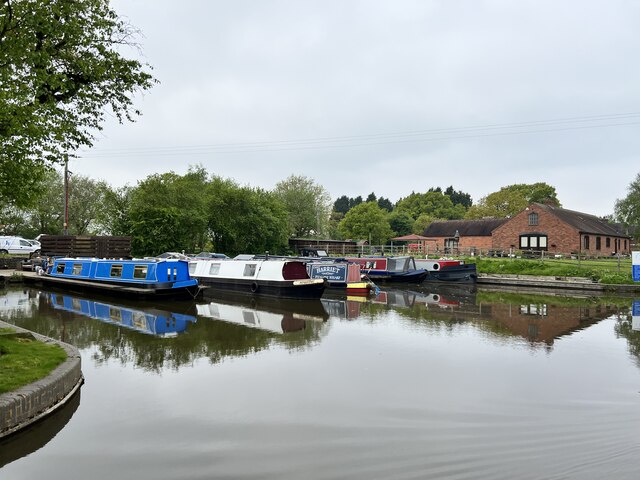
[{"x1": 0, "y1": 321, "x2": 83, "y2": 439}]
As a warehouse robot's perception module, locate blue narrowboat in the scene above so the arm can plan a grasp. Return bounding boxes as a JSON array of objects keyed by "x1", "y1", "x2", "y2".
[{"x1": 39, "y1": 257, "x2": 202, "y2": 299}]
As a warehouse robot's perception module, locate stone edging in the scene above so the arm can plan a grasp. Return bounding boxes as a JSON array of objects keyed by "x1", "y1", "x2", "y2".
[{"x1": 0, "y1": 320, "x2": 84, "y2": 439}]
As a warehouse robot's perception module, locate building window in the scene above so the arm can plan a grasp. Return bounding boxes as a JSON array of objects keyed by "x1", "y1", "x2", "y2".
[
  {"x1": 606, "y1": 237, "x2": 611, "y2": 248},
  {"x1": 528, "y1": 212, "x2": 538, "y2": 226},
  {"x1": 583, "y1": 236, "x2": 590, "y2": 250},
  {"x1": 519, "y1": 234, "x2": 548, "y2": 250},
  {"x1": 595, "y1": 237, "x2": 601, "y2": 250},
  {"x1": 624, "y1": 239, "x2": 627, "y2": 250}
]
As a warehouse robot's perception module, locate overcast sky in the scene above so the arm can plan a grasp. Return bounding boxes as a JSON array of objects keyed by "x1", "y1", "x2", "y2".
[{"x1": 73, "y1": 0, "x2": 640, "y2": 216}]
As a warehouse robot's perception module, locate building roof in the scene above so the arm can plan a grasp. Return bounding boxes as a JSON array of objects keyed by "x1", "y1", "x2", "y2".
[
  {"x1": 391, "y1": 234, "x2": 430, "y2": 241},
  {"x1": 422, "y1": 218, "x2": 508, "y2": 237},
  {"x1": 534, "y1": 203, "x2": 629, "y2": 237}
]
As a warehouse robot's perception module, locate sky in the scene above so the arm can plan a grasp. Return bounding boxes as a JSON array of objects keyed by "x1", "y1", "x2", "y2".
[{"x1": 73, "y1": 0, "x2": 640, "y2": 217}]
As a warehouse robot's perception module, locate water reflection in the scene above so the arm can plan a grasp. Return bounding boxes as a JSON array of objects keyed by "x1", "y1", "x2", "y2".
[
  {"x1": 633, "y1": 300, "x2": 640, "y2": 331},
  {"x1": 47, "y1": 292, "x2": 197, "y2": 337},
  {"x1": 324, "y1": 285, "x2": 628, "y2": 350},
  {"x1": 0, "y1": 391, "x2": 81, "y2": 469},
  {"x1": 197, "y1": 294, "x2": 328, "y2": 334}
]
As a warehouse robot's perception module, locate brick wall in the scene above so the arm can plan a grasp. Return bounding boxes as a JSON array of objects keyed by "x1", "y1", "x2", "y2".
[{"x1": 493, "y1": 205, "x2": 579, "y2": 255}]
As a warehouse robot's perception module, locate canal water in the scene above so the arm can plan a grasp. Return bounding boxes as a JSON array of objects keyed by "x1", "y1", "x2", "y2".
[{"x1": 1, "y1": 285, "x2": 640, "y2": 479}]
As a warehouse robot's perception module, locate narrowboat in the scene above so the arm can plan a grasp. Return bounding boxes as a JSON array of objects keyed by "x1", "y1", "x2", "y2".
[
  {"x1": 343, "y1": 256, "x2": 429, "y2": 283},
  {"x1": 47, "y1": 292, "x2": 197, "y2": 337},
  {"x1": 306, "y1": 261, "x2": 374, "y2": 295},
  {"x1": 189, "y1": 258, "x2": 326, "y2": 299},
  {"x1": 35, "y1": 257, "x2": 202, "y2": 299},
  {"x1": 414, "y1": 259, "x2": 478, "y2": 283}
]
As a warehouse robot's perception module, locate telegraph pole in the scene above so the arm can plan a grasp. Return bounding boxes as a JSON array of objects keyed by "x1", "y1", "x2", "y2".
[{"x1": 63, "y1": 158, "x2": 69, "y2": 235}]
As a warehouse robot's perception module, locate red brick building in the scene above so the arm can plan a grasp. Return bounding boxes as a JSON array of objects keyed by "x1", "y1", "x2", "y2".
[
  {"x1": 420, "y1": 204, "x2": 632, "y2": 256},
  {"x1": 421, "y1": 218, "x2": 508, "y2": 254},
  {"x1": 491, "y1": 203, "x2": 631, "y2": 256}
]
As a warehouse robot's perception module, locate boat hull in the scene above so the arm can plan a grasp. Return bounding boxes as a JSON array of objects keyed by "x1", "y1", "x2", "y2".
[
  {"x1": 363, "y1": 270, "x2": 429, "y2": 283},
  {"x1": 197, "y1": 277, "x2": 326, "y2": 300},
  {"x1": 31, "y1": 274, "x2": 202, "y2": 300}
]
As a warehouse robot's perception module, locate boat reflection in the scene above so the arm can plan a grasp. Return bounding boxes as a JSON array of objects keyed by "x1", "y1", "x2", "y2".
[
  {"x1": 47, "y1": 292, "x2": 197, "y2": 337},
  {"x1": 633, "y1": 300, "x2": 640, "y2": 331},
  {"x1": 196, "y1": 294, "x2": 329, "y2": 334}
]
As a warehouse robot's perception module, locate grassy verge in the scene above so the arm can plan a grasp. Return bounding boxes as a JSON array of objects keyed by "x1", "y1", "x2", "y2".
[
  {"x1": 470, "y1": 257, "x2": 634, "y2": 284},
  {"x1": 0, "y1": 328, "x2": 67, "y2": 394}
]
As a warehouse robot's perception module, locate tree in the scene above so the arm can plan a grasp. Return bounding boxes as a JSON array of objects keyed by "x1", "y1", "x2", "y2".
[
  {"x1": 274, "y1": 175, "x2": 332, "y2": 237},
  {"x1": 0, "y1": 0, "x2": 155, "y2": 208},
  {"x1": 338, "y1": 202, "x2": 394, "y2": 245},
  {"x1": 466, "y1": 182, "x2": 560, "y2": 219},
  {"x1": 333, "y1": 195, "x2": 351, "y2": 215},
  {"x1": 377, "y1": 196, "x2": 393, "y2": 211},
  {"x1": 366, "y1": 192, "x2": 377, "y2": 203},
  {"x1": 96, "y1": 185, "x2": 133, "y2": 236},
  {"x1": 444, "y1": 186, "x2": 473, "y2": 209},
  {"x1": 395, "y1": 191, "x2": 466, "y2": 221},
  {"x1": 615, "y1": 172, "x2": 640, "y2": 241},
  {"x1": 388, "y1": 210, "x2": 414, "y2": 236},
  {"x1": 128, "y1": 168, "x2": 210, "y2": 256}
]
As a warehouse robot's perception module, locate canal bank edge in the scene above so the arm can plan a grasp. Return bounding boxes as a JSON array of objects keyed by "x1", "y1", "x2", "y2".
[{"x1": 0, "y1": 320, "x2": 84, "y2": 440}]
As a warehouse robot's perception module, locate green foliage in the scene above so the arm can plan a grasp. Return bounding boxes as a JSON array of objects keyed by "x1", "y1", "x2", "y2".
[
  {"x1": 338, "y1": 201, "x2": 394, "y2": 244},
  {"x1": 0, "y1": 0, "x2": 155, "y2": 208},
  {"x1": 412, "y1": 213, "x2": 435, "y2": 235},
  {"x1": 614, "y1": 172, "x2": 640, "y2": 242},
  {"x1": 466, "y1": 182, "x2": 560, "y2": 219},
  {"x1": 128, "y1": 168, "x2": 210, "y2": 255},
  {"x1": 395, "y1": 191, "x2": 465, "y2": 221},
  {"x1": 274, "y1": 175, "x2": 331, "y2": 238},
  {"x1": 444, "y1": 186, "x2": 473, "y2": 209},
  {"x1": 388, "y1": 210, "x2": 414, "y2": 236}
]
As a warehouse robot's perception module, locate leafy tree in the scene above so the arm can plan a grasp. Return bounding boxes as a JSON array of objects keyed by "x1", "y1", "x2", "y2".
[
  {"x1": 466, "y1": 182, "x2": 560, "y2": 219},
  {"x1": 350, "y1": 196, "x2": 363, "y2": 209},
  {"x1": 96, "y1": 185, "x2": 133, "y2": 236},
  {"x1": 274, "y1": 175, "x2": 331, "y2": 237},
  {"x1": 366, "y1": 192, "x2": 377, "y2": 203},
  {"x1": 333, "y1": 195, "x2": 351, "y2": 215},
  {"x1": 388, "y1": 210, "x2": 414, "y2": 236},
  {"x1": 413, "y1": 214, "x2": 435, "y2": 235},
  {"x1": 128, "y1": 168, "x2": 209, "y2": 255},
  {"x1": 444, "y1": 186, "x2": 473, "y2": 209},
  {"x1": 377, "y1": 196, "x2": 393, "y2": 211},
  {"x1": 209, "y1": 185, "x2": 288, "y2": 256},
  {"x1": 615, "y1": 172, "x2": 640, "y2": 241},
  {"x1": 0, "y1": 0, "x2": 155, "y2": 208},
  {"x1": 395, "y1": 191, "x2": 465, "y2": 221},
  {"x1": 338, "y1": 202, "x2": 394, "y2": 244}
]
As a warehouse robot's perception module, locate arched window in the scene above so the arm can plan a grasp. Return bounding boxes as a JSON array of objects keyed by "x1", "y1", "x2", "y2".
[{"x1": 528, "y1": 212, "x2": 538, "y2": 226}]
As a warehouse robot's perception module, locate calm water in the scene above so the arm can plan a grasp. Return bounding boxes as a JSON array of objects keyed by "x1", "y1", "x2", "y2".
[{"x1": 1, "y1": 285, "x2": 640, "y2": 480}]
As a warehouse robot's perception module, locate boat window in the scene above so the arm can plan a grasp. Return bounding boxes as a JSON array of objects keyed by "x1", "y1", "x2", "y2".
[
  {"x1": 243, "y1": 263, "x2": 257, "y2": 276},
  {"x1": 109, "y1": 307, "x2": 122, "y2": 322},
  {"x1": 54, "y1": 295, "x2": 64, "y2": 306},
  {"x1": 209, "y1": 263, "x2": 221, "y2": 275},
  {"x1": 56, "y1": 263, "x2": 66, "y2": 274},
  {"x1": 188, "y1": 262, "x2": 196, "y2": 274},
  {"x1": 110, "y1": 264, "x2": 123, "y2": 278},
  {"x1": 133, "y1": 265, "x2": 148, "y2": 279},
  {"x1": 72, "y1": 263, "x2": 83, "y2": 275}
]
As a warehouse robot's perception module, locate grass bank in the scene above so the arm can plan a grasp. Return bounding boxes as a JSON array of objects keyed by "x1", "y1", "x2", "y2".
[
  {"x1": 471, "y1": 256, "x2": 634, "y2": 284},
  {"x1": 0, "y1": 328, "x2": 67, "y2": 394}
]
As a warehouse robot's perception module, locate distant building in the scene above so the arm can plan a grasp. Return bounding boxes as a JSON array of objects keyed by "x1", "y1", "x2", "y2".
[
  {"x1": 491, "y1": 203, "x2": 631, "y2": 256},
  {"x1": 421, "y1": 203, "x2": 632, "y2": 256},
  {"x1": 422, "y1": 218, "x2": 508, "y2": 254}
]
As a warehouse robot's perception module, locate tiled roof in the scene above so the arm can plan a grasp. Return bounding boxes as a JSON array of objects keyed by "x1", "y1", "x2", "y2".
[
  {"x1": 534, "y1": 203, "x2": 629, "y2": 237},
  {"x1": 423, "y1": 218, "x2": 508, "y2": 237}
]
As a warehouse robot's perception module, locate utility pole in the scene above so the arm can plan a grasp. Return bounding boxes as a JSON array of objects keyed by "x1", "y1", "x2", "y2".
[{"x1": 63, "y1": 158, "x2": 69, "y2": 235}]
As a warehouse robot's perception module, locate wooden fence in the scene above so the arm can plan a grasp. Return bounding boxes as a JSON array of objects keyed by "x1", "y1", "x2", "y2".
[{"x1": 40, "y1": 236, "x2": 131, "y2": 258}]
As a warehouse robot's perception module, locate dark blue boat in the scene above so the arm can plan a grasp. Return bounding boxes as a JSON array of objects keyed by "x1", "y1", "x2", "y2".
[
  {"x1": 47, "y1": 293, "x2": 197, "y2": 337},
  {"x1": 37, "y1": 257, "x2": 201, "y2": 299}
]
